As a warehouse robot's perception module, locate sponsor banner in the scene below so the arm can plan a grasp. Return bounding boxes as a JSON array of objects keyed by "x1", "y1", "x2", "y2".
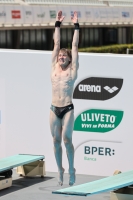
[
  {"x1": 5, "y1": 5, "x2": 15, "y2": 24},
  {"x1": 0, "y1": 51, "x2": 133, "y2": 176},
  {"x1": 129, "y1": 8, "x2": 133, "y2": 22},
  {"x1": 99, "y1": 8, "x2": 107, "y2": 23},
  {"x1": 85, "y1": 6, "x2": 93, "y2": 23},
  {"x1": 106, "y1": 7, "x2": 113, "y2": 23},
  {"x1": 112, "y1": 7, "x2": 120, "y2": 22},
  {"x1": 122, "y1": 11, "x2": 130, "y2": 19},
  {"x1": 121, "y1": 8, "x2": 131, "y2": 22},
  {"x1": 72, "y1": 53, "x2": 133, "y2": 175},
  {"x1": 130, "y1": 8, "x2": 133, "y2": 22},
  {"x1": 74, "y1": 141, "x2": 123, "y2": 176},
  {"x1": 23, "y1": 5, "x2": 33, "y2": 24},
  {"x1": 73, "y1": 77, "x2": 123, "y2": 101},
  {"x1": 74, "y1": 109, "x2": 124, "y2": 133},
  {"x1": 0, "y1": 6, "x2": 6, "y2": 24},
  {"x1": 41, "y1": 6, "x2": 50, "y2": 24},
  {"x1": 12, "y1": 10, "x2": 21, "y2": 19},
  {"x1": 77, "y1": 6, "x2": 86, "y2": 23},
  {"x1": 33, "y1": 6, "x2": 42, "y2": 24},
  {"x1": 70, "y1": 5, "x2": 85, "y2": 23},
  {"x1": 12, "y1": 5, "x2": 23, "y2": 24},
  {"x1": 70, "y1": 5, "x2": 82, "y2": 22},
  {"x1": 49, "y1": 5, "x2": 57, "y2": 22},
  {"x1": 1, "y1": 5, "x2": 133, "y2": 25},
  {"x1": 93, "y1": 7, "x2": 100, "y2": 23}
]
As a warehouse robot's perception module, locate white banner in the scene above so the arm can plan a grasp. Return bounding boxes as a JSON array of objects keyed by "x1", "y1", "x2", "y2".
[
  {"x1": 84, "y1": 7, "x2": 94, "y2": 23},
  {"x1": 112, "y1": 7, "x2": 120, "y2": 22},
  {"x1": 0, "y1": 6, "x2": 6, "y2": 24},
  {"x1": 57, "y1": 5, "x2": 71, "y2": 23},
  {"x1": 121, "y1": 7, "x2": 131, "y2": 22},
  {"x1": 77, "y1": 6, "x2": 86, "y2": 23},
  {"x1": 93, "y1": 7, "x2": 100, "y2": 23},
  {"x1": 1, "y1": 50, "x2": 133, "y2": 177},
  {"x1": 99, "y1": 7, "x2": 107, "y2": 23},
  {"x1": 33, "y1": 5, "x2": 42, "y2": 24},
  {"x1": 41, "y1": 6, "x2": 50, "y2": 24},
  {"x1": 0, "y1": 5, "x2": 133, "y2": 25},
  {"x1": 130, "y1": 8, "x2": 133, "y2": 22},
  {"x1": 13, "y1": 5, "x2": 24, "y2": 24},
  {"x1": 0, "y1": 79, "x2": 5, "y2": 159},
  {"x1": 23, "y1": 5, "x2": 33, "y2": 24},
  {"x1": 67, "y1": 5, "x2": 83, "y2": 24},
  {"x1": 5, "y1": 5, "x2": 15, "y2": 24},
  {"x1": 48, "y1": 5, "x2": 57, "y2": 23},
  {"x1": 106, "y1": 7, "x2": 113, "y2": 23}
]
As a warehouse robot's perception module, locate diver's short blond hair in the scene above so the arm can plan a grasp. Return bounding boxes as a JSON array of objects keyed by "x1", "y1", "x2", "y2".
[{"x1": 59, "y1": 48, "x2": 72, "y2": 60}]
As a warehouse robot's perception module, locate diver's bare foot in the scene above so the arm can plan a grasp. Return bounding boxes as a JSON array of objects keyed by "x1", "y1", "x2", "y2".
[
  {"x1": 58, "y1": 168, "x2": 65, "y2": 186},
  {"x1": 69, "y1": 168, "x2": 76, "y2": 186}
]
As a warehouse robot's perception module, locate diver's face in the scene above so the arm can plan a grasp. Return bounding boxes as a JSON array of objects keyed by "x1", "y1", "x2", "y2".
[{"x1": 58, "y1": 51, "x2": 70, "y2": 67}]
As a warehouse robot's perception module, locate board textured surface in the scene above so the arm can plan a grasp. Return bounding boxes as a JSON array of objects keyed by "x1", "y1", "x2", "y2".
[
  {"x1": 0, "y1": 154, "x2": 45, "y2": 173},
  {"x1": 53, "y1": 170, "x2": 133, "y2": 196}
]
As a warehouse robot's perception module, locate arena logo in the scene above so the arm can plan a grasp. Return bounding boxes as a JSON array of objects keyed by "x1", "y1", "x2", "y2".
[
  {"x1": 73, "y1": 77, "x2": 123, "y2": 100},
  {"x1": 74, "y1": 109, "x2": 123, "y2": 133}
]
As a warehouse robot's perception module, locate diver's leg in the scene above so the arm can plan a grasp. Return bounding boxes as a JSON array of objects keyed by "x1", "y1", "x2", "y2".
[
  {"x1": 62, "y1": 109, "x2": 75, "y2": 185},
  {"x1": 50, "y1": 110, "x2": 64, "y2": 185}
]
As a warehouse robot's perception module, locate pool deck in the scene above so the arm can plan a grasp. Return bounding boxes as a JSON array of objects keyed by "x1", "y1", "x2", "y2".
[{"x1": 0, "y1": 170, "x2": 110, "y2": 200}]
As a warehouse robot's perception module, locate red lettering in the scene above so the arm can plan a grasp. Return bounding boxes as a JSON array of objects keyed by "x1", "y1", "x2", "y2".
[{"x1": 12, "y1": 10, "x2": 21, "y2": 19}]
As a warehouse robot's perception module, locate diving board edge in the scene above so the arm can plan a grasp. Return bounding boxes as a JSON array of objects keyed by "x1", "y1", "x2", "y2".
[
  {"x1": 0, "y1": 154, "x2": 45, "y2": 173},
  {"x1": 52, "y1": 191, "x2": 89, "y2": 196},
  {"x1": 52, "y1": 181, "x2": 133, "y2": 197}
]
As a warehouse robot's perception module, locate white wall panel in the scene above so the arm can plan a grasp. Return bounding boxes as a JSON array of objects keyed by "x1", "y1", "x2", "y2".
[
  {"x1": 41, "y1": 6, "x2": 50, "y2": 24},
  {"x1": 0, "y1": 5, "x2": 133, "y2": 26},
  {"x1": 23, "y1": 5, "x2": 33, "y2": 24},
  {"x1": 0, "y1": 50, "x2": 133, "y2": 176},
  {"x1": 0, "y1": 6, "x2": 6, "y2": 24},
  {"x1": 57, "y1": 5, "x2": 71, "y2": 24},
  {"x1": 33, "y1": 6, "x2": 42, "y2": 24},
  {"x1": 13, "y1": 5, "x2": 24, "y2": 24},
  {"x1": 5, "y1": 5, "x2": 15, "y2": 24},
  {"x1": 48, "y1": 5, "x2": 57, "y2": 23},
  {"x1": 84, "y1": 6, "x2": 94, "y2": 23}
]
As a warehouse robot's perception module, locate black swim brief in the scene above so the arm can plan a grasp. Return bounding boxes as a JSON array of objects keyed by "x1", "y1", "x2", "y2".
[{"x1": 50, "y1": 104, "x2": 74, "y2": 119}]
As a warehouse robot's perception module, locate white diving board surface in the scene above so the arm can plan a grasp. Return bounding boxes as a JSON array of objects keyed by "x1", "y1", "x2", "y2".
[
  {"x1": 0, "y1": 154, "x2": 45, "y2": 173},
  {"x1": 53, "y1": 170, "x2": 133, "y2": 196}
]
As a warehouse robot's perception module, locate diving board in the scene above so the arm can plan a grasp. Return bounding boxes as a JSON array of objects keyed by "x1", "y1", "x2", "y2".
[
  {"x1": 0, "y1": 154, "x2": 44, "y2": 174},
  {"x1": 0, "y1": 154, "x2": 45, "y2": 190},
  {"x1": 0, "y1": 154, "x2": 44, "y2": 177},
  {"x1": 52, "y1": 170, "x2": 133, "y2": 196}
]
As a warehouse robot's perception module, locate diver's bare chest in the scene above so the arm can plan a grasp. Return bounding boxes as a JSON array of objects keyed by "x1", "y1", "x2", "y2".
[{"x1": 52, "y1": 67, "x2": 72, "y2": 81}]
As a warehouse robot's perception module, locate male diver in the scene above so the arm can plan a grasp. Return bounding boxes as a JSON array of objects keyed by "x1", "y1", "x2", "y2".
[{"x1": 50, "y1": 10, "x2": 79, "y2": 186}]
